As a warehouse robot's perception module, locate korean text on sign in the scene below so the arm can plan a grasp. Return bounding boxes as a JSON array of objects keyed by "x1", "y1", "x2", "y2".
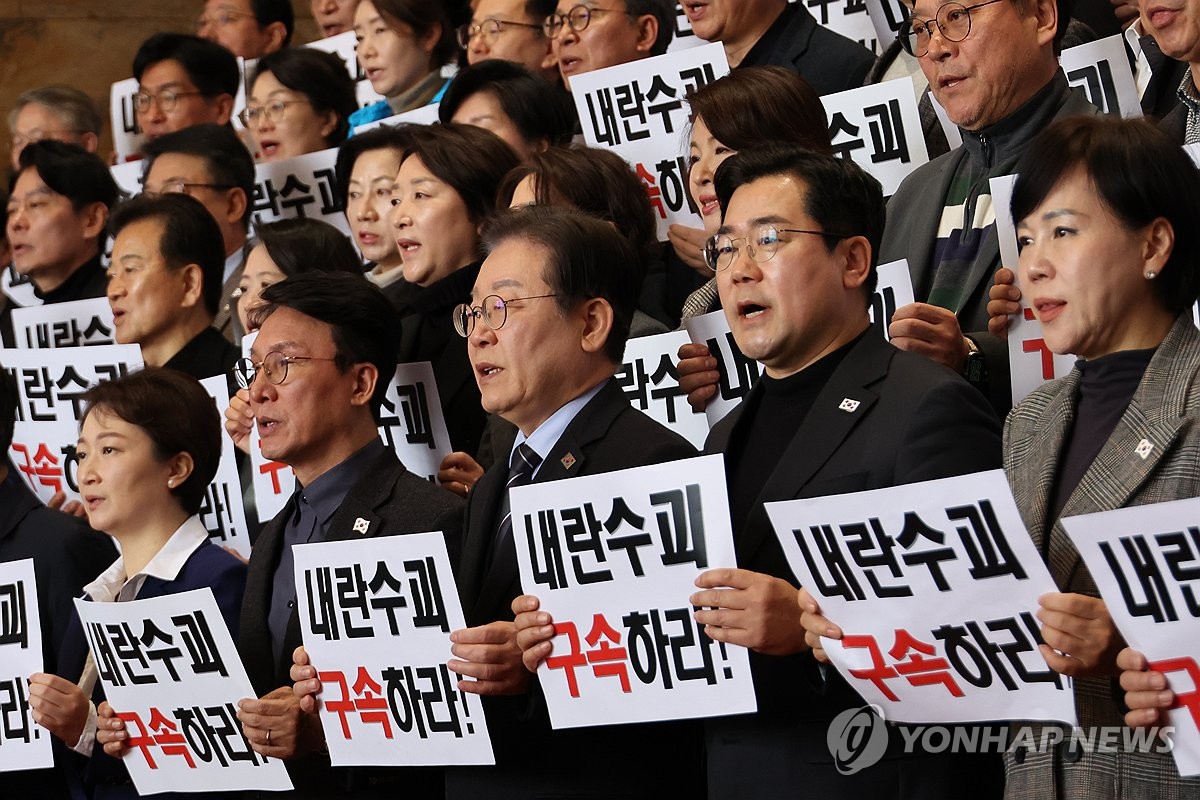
[
  {"x1": 294, "y1": 532, "x2": 494, "y2": 766},
  {"x1": 511, "y1": 454, "x2": 756, "y2": 728},
  {"x1": 616, "y1": 330, "x2": 710, "y2": 449},
  {"x1": 0, "y1": 559, "x2": 51, "y2": 773},
  {"x1": 766, "y1": 469, "x2": 1076, "y2": 725},
  {"x1": 683, "y1": 310, "x2": 761, "y2": 428},
  {"x1": 74, "y1": 589, "x2": 292, "y2": 793},
  {"x1": 1063, "y1": 497, "x2": 1200, "y2": 777}
]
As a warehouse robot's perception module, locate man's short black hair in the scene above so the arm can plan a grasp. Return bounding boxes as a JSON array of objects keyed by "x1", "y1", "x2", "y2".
[
  {"x1": 142, "y1": 123, "x2": 256, "y2": 231},
  {"x1": 14, "y1": 140, "x2": 119, "y2": 213},
  {"x1": 108, "y1": 194, "x2": 226, "y2": 318},
  {"x1": 626, "y1": 0, "x2": 675, "y2": 55},
  {"x1": 251, "y1": 0, "x2": 296, "y2": 46},
  {"x1": 482, "y1": 205, "x2": 639, "y2": 363},
  {"x1": 439, "y1": 60, "x2": 575, "y2": 149},
  {"x1": 133, "y1": 33, "x2": 241, "y2": 98},
  {"x1": 254, "y1": 273, "x2": 400, "y2": 419},
  {"x1": 714, "y1": 145, "x2": 885, "y2": 299}
]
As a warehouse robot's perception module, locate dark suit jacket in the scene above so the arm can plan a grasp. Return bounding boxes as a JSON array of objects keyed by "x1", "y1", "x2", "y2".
[
  {"x1": 704, "y1": 331, "x2": 1004, "y2": 799},
  {"x1": 239, "y1": 446, "x2": 464, "y2": 798},
  {"x1": 0, "y1": 474, "x2": 115, "y2": 799},
  {"x1": 1002, "y1": 315, "x2": 1200, "y2": 798},
  {"x1": 56, "y1": 534, "x2": 247, "y2": 799},
  {"x1": 740, "y1": 2, "x2": 874, "y2": 95},
  {"x1": 447, "y1": 378, "x2": 703, "y2": 799}
]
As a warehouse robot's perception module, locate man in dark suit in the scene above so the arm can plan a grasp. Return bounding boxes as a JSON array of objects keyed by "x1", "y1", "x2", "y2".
[
  {"x1": 234, "y1": 272, "x2": 464, "y2": 798},
  {"x1": 444, "y1": 206, "x2": 701, "y2": 798},
  {"x1": 689, "y1": 146, "x2": 1004, "y2": 798}
]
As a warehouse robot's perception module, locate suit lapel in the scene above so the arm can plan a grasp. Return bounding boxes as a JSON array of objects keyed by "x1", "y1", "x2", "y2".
[
  {"x1": 241, "y1": 512, "x2": 287, "y2": 692},
  {"x1": 460, "y1": 467, "x2": 507, "y2": 619},
  {"x1": 1014, "y1": 372, "x2": 1078, "y2": 559}
]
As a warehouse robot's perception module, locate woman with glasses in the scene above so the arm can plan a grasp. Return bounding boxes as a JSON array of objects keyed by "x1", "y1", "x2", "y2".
[
  {"x1": 244, "y1": 48, "x2": 357, "y2": 163},
  {"x1": 28, "y1": 368, "x2": 246, "y2": 800},
  {"x1": 347, "y1": 0, "x2": 460, "y2": 130}
]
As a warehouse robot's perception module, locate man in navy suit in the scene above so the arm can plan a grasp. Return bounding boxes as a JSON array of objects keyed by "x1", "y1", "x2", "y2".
[
  {"x1": 234, "y1": 272, "x2": 463, "y2": 798},
  {"x1": 690, "y1": 146, "x2": 1004, "y2": 799},
  {"x1": 444, "y1": 206, "x2": 701, "y2": 798}
]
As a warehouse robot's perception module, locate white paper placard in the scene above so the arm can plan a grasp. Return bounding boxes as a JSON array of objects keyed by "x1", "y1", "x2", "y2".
[
  {"x1": 293, "y1": 533, "x2": 494, "y2": 765},
  {"x1": 3, "y1": 344, "x2": 145, "y2": 505},
  {"x1": 616, "y1": 330, "x2": 711, "y2": 448},
  {"x1": 249, "y1": 147, "x2": 350, "y2": 237},
  {"x1": 569, "y1": 42, "x2": 731, "y2": 240},
  {"x1": 683, "y1": 309, "x2": 760, "y2": 427},
  {"x1": 1, "y1": 265, "x2": 41, "y2": 308},
  {"x1": 110, "y1": 77, "x2": 144, "y2": 165},
  {"x1": 1060, "y1": 34, "x2": 1143, "y2": 119},
  {"x1": 1062, "y1": 498, "x2": 1200, "y2": 776},
  {"x1": 990, "y1": 174, "x2": 1077, "y2": 406},
  {"x1": 767, "y1": 469, "x2": 1077, "y2": 725},
  {"x1": 822, "y1": 77, "x2": 930, "y2": 196},
  {"x1": 11, "y1": 298, "x2": 116, "y2": 350},
  {"x1": 352, "y1": 103, "x2": 443, "y2": 135},
  {"x1": 110, "y1": 160, "x2": 145, "y2": 198},
  {"x1": 511, "y1": 454, "x2": 756, "y2": 727},
  {"x1": 198, "y1": 377, "x2": 252, "y2": 560},
  {"x1": 870, "y1": 258, "x2": 916, "y2": 341},
  {"x1": 74, "y1": 589, "x2": 293, "y2": 793},
  {"x1": 0, "y1": 558, "x2": 52, "y2": 772}
]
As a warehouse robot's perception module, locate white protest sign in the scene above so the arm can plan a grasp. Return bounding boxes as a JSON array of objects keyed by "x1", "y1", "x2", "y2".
[
  {"x1": 822, "y1": 77, "x2": 929, "y2": 197},
  {"x1": 929, "y1": 92, "x2": 964, "y2": 149},
  {"x1": 294, "y1": 533, "x2": 493, "y2": 765},
  {"x1": 111, "y1": 160, "x2": 145, "y2": 198},
  {"x1": 3, "y1": 344, "x2": 144, "y2": 505},
  {"x1": 11, "y1": 298, "x2": 116, "y2": 350},
  {"x1": 1, "y1": 265, "x2": 40, "y2": 308},
  {"x1": 353, "y1": 103, "x2": 442, "y2": 135},
  {"x1": 666, "y1": 4, "x2": 710, "y2": 53},
  {"x1": 990, "y1": 175, "x2": 1076, "y2": 406},
  {"x1": 616, "y1": 330, "x2": 710, "y2": 449},
  {"x1": 803, "y1": 0, "x2": 883, "y2": 55},
  {"x1": 241, "y1": 331, "x2": 295, "y2": 524},
  {"x1": 1061, "y1": 34, "x2": 1142, "y2": 119},
  {"x1": 249, "y1": 147, "x2": 349, "y2": 237},
  {"x1": 0, "y1": 559, "x2": 52, "y2": 772},
  {"x1": 869, "y1": 259, "x2": 916, "y2": 342},
  {"x1": 110, "y1": 77, "x2": 144, "y2": 164},
  {"x1": 865, "y1": 0, "x2": 910, "y2": 49},
  {"x1": 683, "y1": 309, "x2": 760, "y2": 427},
  {"x1": 766, "y1": 469, "x2": 1076, "y2": 725},
  {"x1": 511, "y1": 454, "x2": 755, "y2": 727},
  {"x1": 1062, "y1": 498, "x2": 1200, "y2": 776},
  {"x1": 570, "y1": 42, "x2": 731, "y2": 240},
  {"x1": 198, "y1": 377, "x2": 252, "y2": 560},
  {"x1": 75, "y1": 589, "x2": 292, "y2": 793}
]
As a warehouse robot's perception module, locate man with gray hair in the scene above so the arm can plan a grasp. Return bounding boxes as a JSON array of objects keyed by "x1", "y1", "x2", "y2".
[{"x1": 8, "y1": 85, "x2": 102, "y2": 170}]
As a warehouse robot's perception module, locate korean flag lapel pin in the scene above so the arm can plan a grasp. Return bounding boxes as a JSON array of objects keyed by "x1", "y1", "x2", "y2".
[
  {"x1": 561, "y1": 452, "x2": 577, "y2": 470},
  {"x1": 1135, "y1": 438, "x2": 1153, "y2": 460},
  {"x1": 838, "y1": 397, "x2": 861, "y2": 413},
  {"x1": 353, "y1": 517, "x2": 371, "y2": 535}
]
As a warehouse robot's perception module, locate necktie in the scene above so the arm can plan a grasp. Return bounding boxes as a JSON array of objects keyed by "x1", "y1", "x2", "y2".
[{"x1": 489, "y1": 443, "x2": 542, "y2": 568}]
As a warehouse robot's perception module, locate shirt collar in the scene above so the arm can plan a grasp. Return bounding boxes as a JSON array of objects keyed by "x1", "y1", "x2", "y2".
[
  {"x1": 512, "y1": 379, "x2": 607, "y2": 475},
  {"x1": 295, "y1": 438, "x2": 385, "y2": 526},
  {"x1": 1178, "y1": 69, "x2": 1200, "y2": 109},
  {"x1": 83, "y1": 515, "x2": 209, "y2": 602}
]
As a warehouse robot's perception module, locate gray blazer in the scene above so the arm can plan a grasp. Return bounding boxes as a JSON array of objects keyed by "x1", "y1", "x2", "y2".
[{"x1": 1002, "y1": 314, "x2": 1200, "y2": 799}]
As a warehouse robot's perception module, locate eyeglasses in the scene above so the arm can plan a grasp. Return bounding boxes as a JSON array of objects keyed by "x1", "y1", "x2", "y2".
[
  {"x1": 456, "y1": 18, "x2": 542, "y2": 48},
  {"x1": 452, "y1": 294, "x2": 559, "y2": 337},
  {"x1": 142, "y1": 181, "x2": 234, "y2": 199},
  {"x1": 233, "y1": 352, "x2": 339, "y2": 388},
  {"x1": 899, "y1": 0, "x2": 1007, "y2": 57},
  {"x1": 703, "y1": 225, "x2": 851, "y2": 272},
  {"x1": 10, "y1": 128, "x2": 88, "y2": 149},
  {"x1": 542, "y1": 5, "x2": 628, "y2": 38},
  {"x1": 238, "y1": 99, "x2": 310, "y2": 127},
  {"x1": 133, "y1": 89, "x2": 209, "y2": 113},
  {"x1": 196, "y1": 9, "x2": 257, "y2": 30}
]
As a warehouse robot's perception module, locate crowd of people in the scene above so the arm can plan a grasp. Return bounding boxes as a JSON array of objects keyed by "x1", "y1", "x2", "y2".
[{"x1": 2, "y1": 0, "x2": 1200, "y2": 799}]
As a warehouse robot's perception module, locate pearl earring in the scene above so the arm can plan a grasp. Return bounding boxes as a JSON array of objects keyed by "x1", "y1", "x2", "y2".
[{"x1": 1145, "y1": 270, "x2": 1158, "y2": 280}]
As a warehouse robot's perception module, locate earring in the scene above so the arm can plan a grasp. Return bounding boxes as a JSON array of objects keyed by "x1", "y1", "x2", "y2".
[
  {"x1": 1145, "y1": 270, "x2": 1158, "y2": 280},
  {"x1": 167, "y1": 479, "x2": 175, "y2": 488}
]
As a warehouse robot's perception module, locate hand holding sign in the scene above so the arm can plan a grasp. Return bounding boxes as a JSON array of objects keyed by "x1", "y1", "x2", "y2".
[
  {"x1": 237, "y1": 686, "x2": 321, "y2": 760},
  {"x1": 224, "y1": 387, "x2": 254, "y2": 456},
  {"x1": 447, "y1": 621, "x2": 529, "y2": 696},
  {"x1": 290, "y1": 645, "x2": 322, "y2": 714},
  {"x1": 888, "y1": 302, "x2": 970, "y2": 373},
  {"x1": 1036, "y1": 591, "x2": 1125, "y2": 678},
  {"x1": 677, "y1": 341, "x2": 719, "y2": 414},
  {"x1": 1118, "y1": 647, "x2": 1176, "y2": 729},
  {"x1": 27, "y1": 672, "x2": 90, "y2": 747},
  {"x1": 797, "y1": 586, "x2": 843, "y2": 665},
  {"x1": 511, "y1": 594, "x2": 557, "y2": 674},
  {"x1": 987, "y1": 267, "x2": 1021, "y2": 339},
  {"x1": 96, "y1": 701, "x2": 131, "y2": 758},
  {"x1": 690, "y1": 568, "x2": 808, "y2": 656}
]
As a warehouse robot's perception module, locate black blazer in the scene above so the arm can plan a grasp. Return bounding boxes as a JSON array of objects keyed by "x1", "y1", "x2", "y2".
[
  {"x1": 238, "y1": 446, "x2": 463, "y2": 799},
  {"x1": 447, "y1": 378, "x2": 703, "y2": 799},
  {"x1": 703, "y1": 332, "x2": 1004, "y2": 798}
]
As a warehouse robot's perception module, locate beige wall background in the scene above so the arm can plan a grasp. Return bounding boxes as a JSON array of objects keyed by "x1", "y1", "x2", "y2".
[{"x1": 0, "y1": 2, "x2": 319, "y2": 168}]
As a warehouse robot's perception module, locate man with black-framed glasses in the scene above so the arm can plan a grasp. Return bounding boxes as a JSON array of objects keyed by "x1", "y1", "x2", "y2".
[
  {"x1": 233, "y1": 271, "x2": 463, "y2": 799},
  {"x1": 132, "y1": 33, "x2": 239, "y2": 145},
  {"x1": 542, "y1": 0, "x2": 674, "y2": 89},
  {"x1": 461, "y1": 0, "x2": 560, "y2": 84},
  {"x1": 444, "y1": 205, "x2": 701, "y2": 798},
  {"x1": 693, "y1": 144, "x2": 1003, "y2": 799}
]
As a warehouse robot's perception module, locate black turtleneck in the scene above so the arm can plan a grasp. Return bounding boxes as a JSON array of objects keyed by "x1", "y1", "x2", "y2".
[
  {"x1": 1047, "y1": 347, "x2": 1156, "y2": 525},
  {"x1": 33, "y1": 251, "x2": 108, "y2": 304},
  {"x1": 726, "y1": 330, "x2": 865, "y2": 534}
]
